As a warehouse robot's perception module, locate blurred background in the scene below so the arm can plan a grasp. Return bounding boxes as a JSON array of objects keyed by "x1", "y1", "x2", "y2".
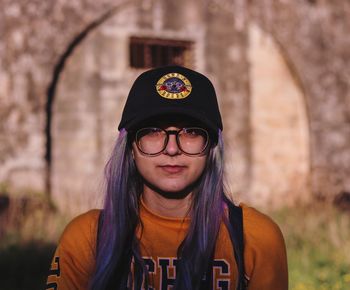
[{"x1": 0, "y1": 0, "x2": 349, "y2": 289}]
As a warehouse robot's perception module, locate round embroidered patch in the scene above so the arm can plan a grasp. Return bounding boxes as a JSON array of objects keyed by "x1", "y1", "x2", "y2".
[{"x1": 156, "y1": 73, "x2": 192, "y2": 99}]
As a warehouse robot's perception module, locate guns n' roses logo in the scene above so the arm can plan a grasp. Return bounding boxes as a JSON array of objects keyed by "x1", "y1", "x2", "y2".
[{"x1": 156, "y1": 73, "x2": 192, "y2": 99}]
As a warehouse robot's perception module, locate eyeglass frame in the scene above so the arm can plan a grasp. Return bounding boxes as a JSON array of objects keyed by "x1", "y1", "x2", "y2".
[{"x1": 133, "y1": 127, "x2": 210, "y2": 156}]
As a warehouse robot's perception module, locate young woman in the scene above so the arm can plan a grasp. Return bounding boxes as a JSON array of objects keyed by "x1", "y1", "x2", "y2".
[{"x1": 46, "y1": 66, "x2": 288, "y2": 290}]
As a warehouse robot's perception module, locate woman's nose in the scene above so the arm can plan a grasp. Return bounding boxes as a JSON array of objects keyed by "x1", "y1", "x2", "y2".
[{"x1": 164, "y1": 135, "x2": 181, "y2": 155}]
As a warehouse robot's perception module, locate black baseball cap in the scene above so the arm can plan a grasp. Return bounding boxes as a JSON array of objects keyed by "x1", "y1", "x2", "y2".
[{"x1": 118, "y1": 65, "x2": 223, "y2": 137}]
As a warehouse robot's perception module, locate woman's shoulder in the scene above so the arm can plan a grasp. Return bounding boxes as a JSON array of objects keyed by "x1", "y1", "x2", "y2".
[
  {"x1": 59, "y1": 209, "x2": 101, "y2": 248},
  {"x1": 48, "y1": 210, "x2": 101, "y2": 287},
  {"x1": 63, "y1": 209, "x2": 101, "y2": 233},
  {"x1": 239, "y1": 203, "x2": 288, "y2": 288},
  {"x1": 240, "y1": 203, "x2": 285, "y2": 249}
]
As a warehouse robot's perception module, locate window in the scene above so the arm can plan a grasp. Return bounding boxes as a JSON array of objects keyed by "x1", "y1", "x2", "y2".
[{"x1": 129, "y1": 37, "x2": 193, "y2": 68}]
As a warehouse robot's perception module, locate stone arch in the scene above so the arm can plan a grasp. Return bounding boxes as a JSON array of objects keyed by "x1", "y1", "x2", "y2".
[
  {"x1": 247, "y1": 23, "x2": 311, "y2": 207},
  {"x1": 47, "y1": 0, "x2": 204, "y2": 214},
  {"x1": 45, "y1": 2, "x2": 133, "y2": 213}
]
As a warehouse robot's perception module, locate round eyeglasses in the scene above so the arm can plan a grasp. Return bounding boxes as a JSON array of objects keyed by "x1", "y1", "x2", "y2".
[{"x1": 135, "y1": 127, "x2": 210, "y2": 156}]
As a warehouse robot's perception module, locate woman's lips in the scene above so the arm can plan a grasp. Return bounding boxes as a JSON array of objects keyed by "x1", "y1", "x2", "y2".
[{"x1": 159, "y1": 165, "x2": 186, "y2": 174}]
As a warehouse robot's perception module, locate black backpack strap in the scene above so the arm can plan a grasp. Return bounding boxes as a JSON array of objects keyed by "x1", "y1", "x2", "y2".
[
  {"x1": 227, "y1": 200, "x2": 246, "y2": 290},
  {"x1": 96, "y1": 210, "x2": 103, "y2": 249}
]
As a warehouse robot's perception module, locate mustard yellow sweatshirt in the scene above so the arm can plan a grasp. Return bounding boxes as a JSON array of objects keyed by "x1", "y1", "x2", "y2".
[{"x1": 46, "y1": 202, "x2": 288, "y2": 290}]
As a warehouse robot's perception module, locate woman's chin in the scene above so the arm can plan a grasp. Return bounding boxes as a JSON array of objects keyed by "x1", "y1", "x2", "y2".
[{"x1": 145, "y1": 181, "x2": 194, "y2": 199}]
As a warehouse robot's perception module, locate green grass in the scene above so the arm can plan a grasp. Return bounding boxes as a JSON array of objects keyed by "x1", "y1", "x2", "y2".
[
  {"x1": 0, "y1": 196, "x2": 70, "y2": 290},
  {"x1": 270, "y1": 202, "x2": 350, "y2": 290},
  {"x1": 0, "y1": 202, "x2": 349, "y2": 289}
]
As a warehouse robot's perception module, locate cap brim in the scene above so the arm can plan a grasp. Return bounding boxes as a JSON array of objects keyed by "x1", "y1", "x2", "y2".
[{"x1": 121, "y1": 106, "x2": 218, "y2": 136}]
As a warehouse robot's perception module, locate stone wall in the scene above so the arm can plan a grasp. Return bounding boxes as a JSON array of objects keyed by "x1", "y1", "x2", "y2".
[
  {"x1": 250, "y1": 0, "x2": 350, "y2": 200},
  {"x1": 0, "y1": 0, "x2": 126, "y2": 199},
  {"x1": 0, "y1": 0, "x2": 349, "y2": 214}
]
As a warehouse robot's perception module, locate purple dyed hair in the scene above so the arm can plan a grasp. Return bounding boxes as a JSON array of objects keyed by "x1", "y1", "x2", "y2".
[{"x1": 90, "y1": 129, "x2": 229, "y2": 290}]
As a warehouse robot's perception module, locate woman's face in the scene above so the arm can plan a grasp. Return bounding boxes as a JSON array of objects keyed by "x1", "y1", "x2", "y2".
[{"x1": 132, "y1": 120, "x2": 209, "y2": 197}]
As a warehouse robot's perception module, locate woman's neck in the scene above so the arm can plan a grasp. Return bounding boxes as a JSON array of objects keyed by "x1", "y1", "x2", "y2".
[{"x1": 142, "y1": 186, "x2": 192, "y2": 218}]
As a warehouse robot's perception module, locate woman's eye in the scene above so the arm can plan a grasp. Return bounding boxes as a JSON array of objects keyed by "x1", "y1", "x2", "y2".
[
  {"x1": 147, "y1": 128, "x2": 162, "y2": 136},
  {"x1": 183, "y1": 128, "x2": 199, "y2": 136},
  {"x1": 188, "y1": 130, "x2": 197, "y2": 135}
]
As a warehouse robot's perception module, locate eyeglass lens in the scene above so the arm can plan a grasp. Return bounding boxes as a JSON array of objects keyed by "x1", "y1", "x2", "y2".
[{"x1": 135, "y1": 127, "x2": 208, "y2": 155}]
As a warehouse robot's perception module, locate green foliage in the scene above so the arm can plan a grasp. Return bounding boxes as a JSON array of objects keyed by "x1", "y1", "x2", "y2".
[
  {"x1": 0, "y1": 202, "x2": 349, "y2": 289},
  {"x1": 0, "y1": 182, "x2": 9, "y2": 194},
  {"x1": 270, "y1": 203, "x2": 350, "y2": 290},
  {"x1": 0, "y1": 197, "x2": 70, "y2": 247}
]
